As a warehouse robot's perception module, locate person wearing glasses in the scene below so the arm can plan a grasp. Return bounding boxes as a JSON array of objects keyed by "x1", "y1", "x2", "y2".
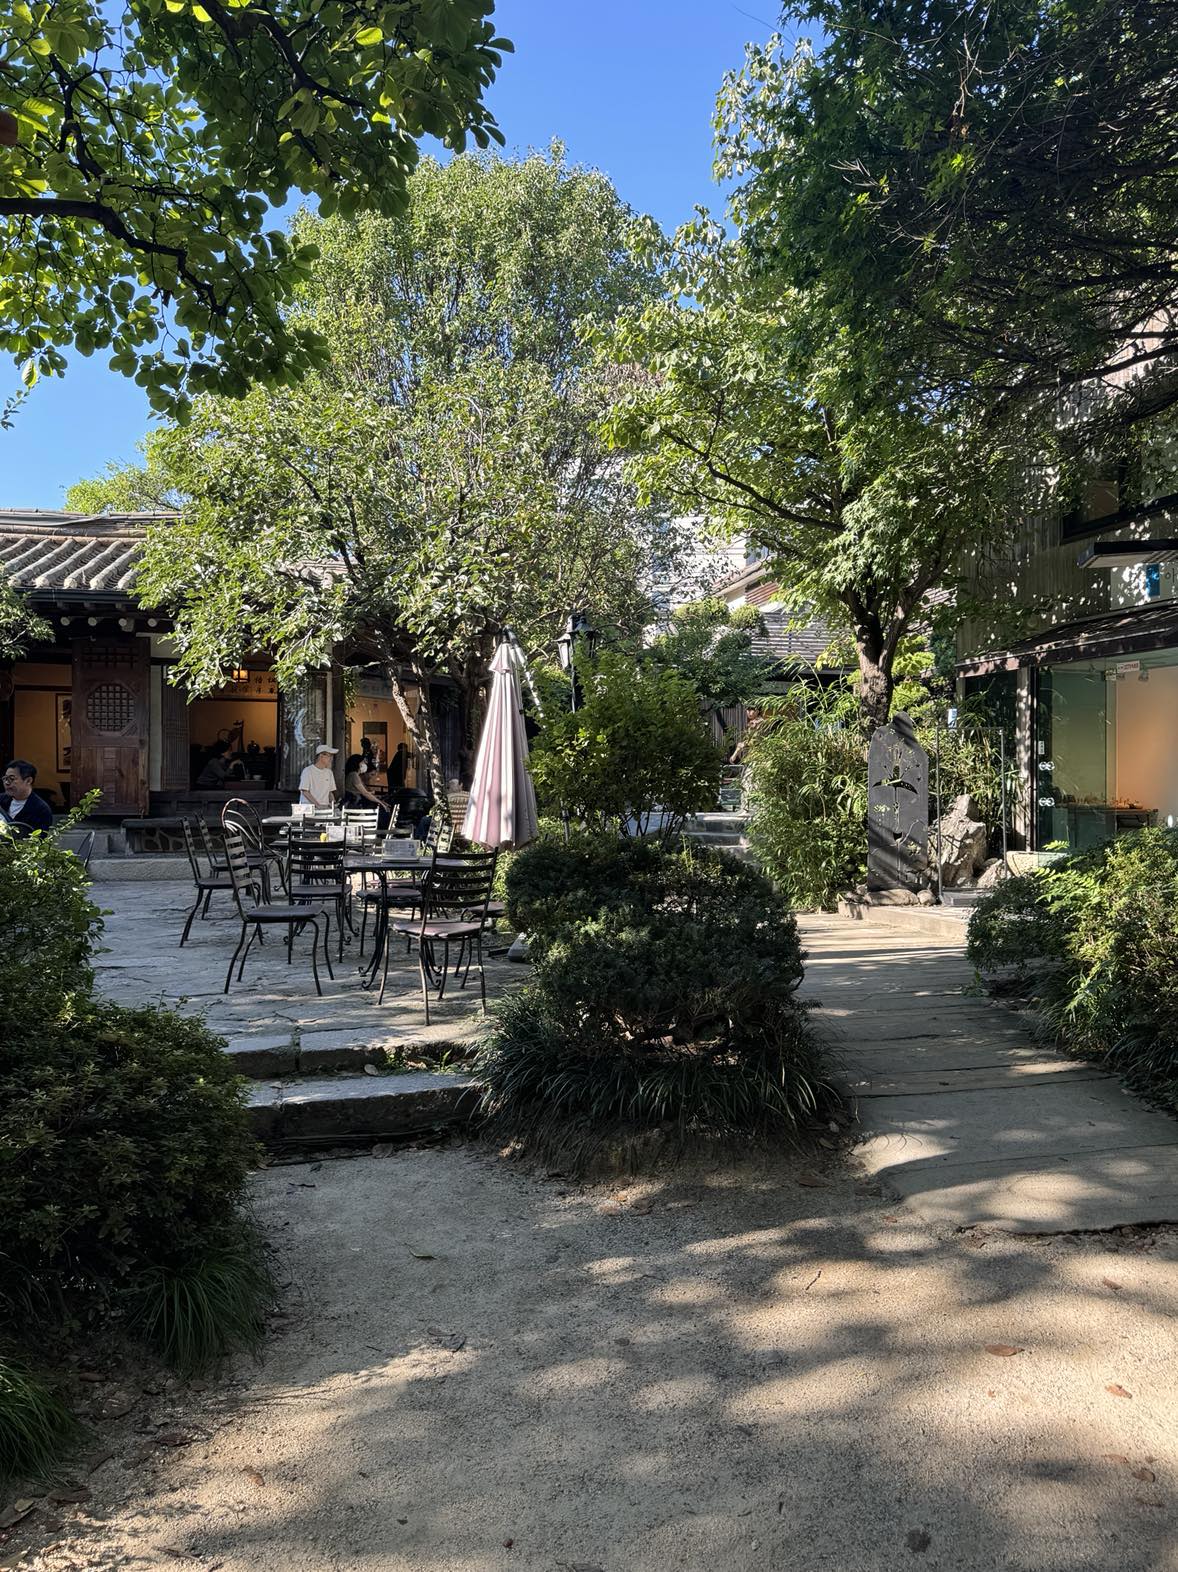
[{"x1": 1, "y1": 760, "x2": 54, "y2": 836}]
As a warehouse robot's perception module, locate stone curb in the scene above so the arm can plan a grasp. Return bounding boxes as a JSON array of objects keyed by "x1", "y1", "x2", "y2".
[{"x1": 248, "y1": 1071, "x2": 481, "y2": 1144}]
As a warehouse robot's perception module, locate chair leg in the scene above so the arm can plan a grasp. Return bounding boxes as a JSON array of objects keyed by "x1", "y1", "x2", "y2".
[
  {"x1": 180, "y1": 888, "x2": 203, "y2": 947},
  {"x1": 238, "y1": 924, "x2": 259, "y2": 980},
  {"x1": 225, "y1": 923, "x2": 248, "y2": 993},
  {"x1": 201, "y1": 888, "x2": 214, "y2": 919},
  {"x1": 379, "y1": 919, "x2": 393, "y2": 1005},
  {"x1": 321, "y1": 913, "x2": 335, "y2": 981},
  {"x1": 307, "y1": 919, "x2": 323, "y2": 996},
  {"x1": 477, "y1": 933, "x2": 487, "y2": 1014},
  {"x1": 420, "y1": 940, "x2": 431, "y2": 1026}
]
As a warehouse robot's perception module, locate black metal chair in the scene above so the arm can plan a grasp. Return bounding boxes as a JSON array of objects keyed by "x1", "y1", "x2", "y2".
[
  {"x1": 287, "y1": 833, "x2": 348, "y2": 963},
  {"x1": 57, "y1": 828, "x2": 97, "y2": 870},
  {"x1": 222, "y1": 798, "x2": 285, "y2": 898},
  {"x1": 389, "y1": 849, "x2": 497, "y2": 1023},
  {"x1": 179, "y1": 818, "x2": 233, "y2": 946},
  {"x1": 222, "y1": 828, "x2": 332, "y2": 996}
]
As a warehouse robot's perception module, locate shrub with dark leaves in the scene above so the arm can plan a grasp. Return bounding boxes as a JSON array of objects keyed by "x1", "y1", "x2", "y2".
[
  {"x1": 968, "y1": 827, "x2": 1178, "y2": 1109},
  {"x1": 479, "y1": 838, "x2": 839, "y2": 1162}
]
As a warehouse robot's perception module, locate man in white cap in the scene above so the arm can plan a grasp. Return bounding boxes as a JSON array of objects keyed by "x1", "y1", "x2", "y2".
[{"x1": 298, "y1": 744, "x2": 339, "y2": 809}]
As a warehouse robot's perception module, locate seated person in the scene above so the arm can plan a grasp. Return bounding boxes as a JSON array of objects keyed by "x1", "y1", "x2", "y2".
[
  {"x1": 196, "y1": 740, "x2": 233, "y2": 789},
  {"x1": 342, "y1": 753, "x2": 392, "y2": 831},
  {"x1": 1, "y1": 759, "x2": 54, "y2": 836},
  {"x1": 298, "y1": 745, "x2": 339, "y2": 809}
]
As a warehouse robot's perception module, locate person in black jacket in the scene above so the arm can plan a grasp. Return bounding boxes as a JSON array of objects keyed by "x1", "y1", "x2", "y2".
[{"x1": 1, "y1": 760, "x2": 54, "y2": 836}]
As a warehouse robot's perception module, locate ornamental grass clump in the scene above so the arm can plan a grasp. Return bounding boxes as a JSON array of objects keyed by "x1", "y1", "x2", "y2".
[
  {"x1": 0, "y1": 824, "x2": 272, "y2": 1480},
  {"x1": 476, "y1": 837, "x2": 840, "y2": 1167},
  {"x1": 967, "y1": 827, "x2": 1178, "y2": 1110}
]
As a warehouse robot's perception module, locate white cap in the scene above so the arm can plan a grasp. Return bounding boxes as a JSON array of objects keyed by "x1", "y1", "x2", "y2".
[{"x1": 313, "y1": 744, "x2": 339, "y2": 755}]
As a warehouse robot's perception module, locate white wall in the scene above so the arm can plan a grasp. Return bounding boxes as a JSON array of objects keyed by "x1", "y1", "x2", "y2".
[{"x1": 1113, "y1": 664, "x2": 1178, "y2": 824}]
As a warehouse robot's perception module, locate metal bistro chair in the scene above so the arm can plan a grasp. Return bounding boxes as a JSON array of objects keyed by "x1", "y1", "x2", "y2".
[
  {"x1": 358, "y1": 811, "x2": 453, "y2": 965},
  {"x1": 179, "y1": 818, "x2": 233, "y2": 946},
  {"x1": 287, "y1": 831, "x2": 349, "y2": 964},
  {"x1": 222, "y1": 798, "x2": 285, "y2": 898},
  {"x1": 56, "y1": 828, "x2": 97, "y2": 870},
  {"x1": 222, "y1": 828, "x2": 333, "y2": 996},
  {"x1": 390, "y1": 849, "x2": 497, "y2": 1024}
]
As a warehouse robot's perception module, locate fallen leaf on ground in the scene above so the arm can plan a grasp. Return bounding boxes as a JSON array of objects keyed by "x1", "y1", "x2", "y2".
[
  {"x1": 242, "y1": 1467, "x2": 265, "y2": 1488},
  {"x1": 1102, "y1": 1277, "x2": 1123, "y2": 1292},
  {"x1": 363, "y1": 1063, "x2": 380, "y2": 1075},
  {"x1": 155, "y1": 1431, "x2": 194, "y2": 1446},
  {"x1": 1134, "y1": 1495, "x2": 1164, "y2": 1509},
  {"x1": 48, "y1": 1487, "x2": 89, "y2": 1504},
  {"x1": 87, "y1": 1450, "x2": 115, "y2": 1475},
  {"x1": 905, "y1": 1527, "x2": 932, "y2": 1553},
  {"x1": 371, "y1": 1143, "x2": 395, "y2": 1158},
  {"x1": 1132, "y1": 1467, "x2": 1156, "y2": 1483},
  {"x1": 984, "y1": 1345, "x2": 1023, "y2": 1357},
  {"x1": 629, "y1": 1200, "x2": 653, "y2": 1215},
  {"x1": 1102, "y1": 1453, "x2": 1131, "y2": 1465},
  {"x1": 78, "y1": 1370, "x2": 104, "y2": 1384},
  {"x1": 795, "y1": 1174, "x2": 828, "y2": 1188},
  {"x1": 408, "y1": 1250, "x2": 435, "y2": 1260},
  {"x1": 0, "y1": 1500, "x2": 36, "y2": 1529},
  {"x1": 1106, "y1": 1384, "x2": 1133, "y2": 1399}
]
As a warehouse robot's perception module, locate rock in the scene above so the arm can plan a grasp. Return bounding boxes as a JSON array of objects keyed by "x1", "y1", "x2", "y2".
[
  {"x1": 837, "y1": 896, "x2": 865, "y2": 920},
  {"x1": 506, "y1": 933, "x2": 530, "y2": 963},
  {"x1": 931, "y1": 794, "x2": 988, "y2": 887},
  {"x1": 864, "y1": 887, "x2": 919, "y2": 907},
  {"x1": 976, "y1": 859, "x2": 1010, "y2": 890},
  {"x1": 917, "y1": 889, "x2": 936, "y2": 906}
]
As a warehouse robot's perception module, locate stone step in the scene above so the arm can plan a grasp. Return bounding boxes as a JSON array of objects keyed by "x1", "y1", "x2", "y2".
[
  {"x1": 688, "y1": 811, "x2": 748, "y2": 830},
  {"x1": 226, "y1": 1025, "x2": 481, "y2": 1079},
  {"x1": 685, "y1": 829, "x2": 746, "y2": 847},
  {"x1": 249, "y1": 1070, "x2": 481, "y2": 1145},
  {"x1": 90, "y1": 855, "x2": 190, "y2": 881}
]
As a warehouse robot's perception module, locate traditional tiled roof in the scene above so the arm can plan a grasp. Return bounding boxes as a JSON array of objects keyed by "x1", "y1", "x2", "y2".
[
  {"x1": 0, "y1": 511, "x2": 167, "y2": 596},
  {"x1": 751, "y1": 604, "x2": 840, "y2": 665}
]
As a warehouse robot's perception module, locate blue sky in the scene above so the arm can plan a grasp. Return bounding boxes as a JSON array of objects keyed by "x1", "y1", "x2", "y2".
[{"x1": 1, "y1": 0, "x2": 779, "y2": 509}]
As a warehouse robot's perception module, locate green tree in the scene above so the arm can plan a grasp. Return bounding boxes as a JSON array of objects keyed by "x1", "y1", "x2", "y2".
[
  {"x1": 0, "y1": 573, "x2": 50, "y2": 661},
  {"x1": 716, "y1": 3, "x2": 1178, "y2": 477},
  {"x1": 0, "y1": 0, "x2": 509, "y2": 416},
  {"x1": 529, "y1": 651, "x2": 722, "y2": 841},
  {"x1": 603, "y1": 227, "x2": 1005, "y2": 733},
  {"x1": 646, "y1": 598, "x2": 764, "y2": 713},
  {"x1": 74, "y1": 151, "x2": 674, "y2": 786}
]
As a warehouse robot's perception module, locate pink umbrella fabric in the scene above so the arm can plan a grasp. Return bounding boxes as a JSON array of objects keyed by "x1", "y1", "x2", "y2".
[{"x1": 463, "y1": 637, "x2": 539, "y2": 849}]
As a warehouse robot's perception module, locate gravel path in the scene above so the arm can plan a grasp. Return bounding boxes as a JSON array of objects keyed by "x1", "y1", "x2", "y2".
[{"x1": 9, "y1": 1144, "x2": 1176, "y2": 1572}]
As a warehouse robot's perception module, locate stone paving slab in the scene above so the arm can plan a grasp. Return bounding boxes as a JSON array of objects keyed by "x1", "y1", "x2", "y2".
[
  {"x1": 801, "y1": 915, "x2": 1178, "y2": 1233},
  {"x1": 878, "y1": 1144, "x2": 1178, "y2": 1234}
]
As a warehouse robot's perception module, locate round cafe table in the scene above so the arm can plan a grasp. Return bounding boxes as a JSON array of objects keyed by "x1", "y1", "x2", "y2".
[{"x1": 344, "y1": 845, "x2": 433, "y2": 999}]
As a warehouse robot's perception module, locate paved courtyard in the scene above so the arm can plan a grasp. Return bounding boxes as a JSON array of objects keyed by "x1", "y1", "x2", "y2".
[{"x1": 93, "y1": 878, "x2": 516, "y2": 1060}]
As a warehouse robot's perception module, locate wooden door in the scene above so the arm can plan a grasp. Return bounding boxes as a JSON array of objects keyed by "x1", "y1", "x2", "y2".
[
  {"x1": 71, "y1": 639, "x2": 149, "y2": 816},
  {"x1": 159, "y1": 673, "x2": 191, "y2": 790}
]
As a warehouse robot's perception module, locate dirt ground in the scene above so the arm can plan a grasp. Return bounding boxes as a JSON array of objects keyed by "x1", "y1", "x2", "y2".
[{"x1": 4, "y1": 1142, "x2": 1176, "y2": 1572}]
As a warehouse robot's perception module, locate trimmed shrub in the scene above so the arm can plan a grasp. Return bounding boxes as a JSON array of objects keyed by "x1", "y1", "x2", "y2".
[
  {"x1": 967, "y1": 828, "x2": 1178, "y2": 1109},
  {"x1": 529, "y1": 651, "x2": 722, "y2": 841},
  {"x1": 0, "y1": 822, "x2": 271, "y2": 1476},
  {"x1": 478, "y1": 838, "x2": 839, "y2": 1165}
]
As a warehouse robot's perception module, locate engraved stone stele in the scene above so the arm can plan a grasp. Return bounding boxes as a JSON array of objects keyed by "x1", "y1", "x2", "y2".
[{"x1": 867, "y1": 712, "x2": 929, "y2": 891}]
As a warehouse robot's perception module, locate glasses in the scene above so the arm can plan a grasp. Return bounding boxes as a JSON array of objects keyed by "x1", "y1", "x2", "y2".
[{"x1": 2, "y1": 774, "x2": 20, "y2": 785}]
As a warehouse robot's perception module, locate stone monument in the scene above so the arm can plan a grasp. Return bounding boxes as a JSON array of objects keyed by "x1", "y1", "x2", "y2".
[{"x1": 867, "y1": 712, "x2": 929, "y2": 891}]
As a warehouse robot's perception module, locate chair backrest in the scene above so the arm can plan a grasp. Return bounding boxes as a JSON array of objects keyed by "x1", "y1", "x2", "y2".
[
  {"x1": 181, "y1": 818, "x2": 205, "y2": 881},
  {"x1": 223, "y1": 827, "x2": 262, "y2": 915},
  {"x1": 422, "y1": 849, "x2": 497, "y2": 923},
  {"x1": 222, "y1": 798, "x2": 263, "y2": 850},
  {"x1": 340, "y1": 807, "x2": 380, "y2": 850},
  {"x1": 57, "y1": 828, "x2": 97, "y2": 870},
  {"x1": 288, "y1": 839, "x2": 346, "y2": 889},
  {"x1": 425, "y1": 810, "x2": 454, "y2": 854},
  {"x1": 197, "y1": 817, "x2": 225, "y2": 866}
]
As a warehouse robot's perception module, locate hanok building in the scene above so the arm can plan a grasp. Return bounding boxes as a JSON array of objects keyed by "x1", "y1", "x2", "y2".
[{"x1": 0, "y1": 511, "x2": 463, "y2": 838}]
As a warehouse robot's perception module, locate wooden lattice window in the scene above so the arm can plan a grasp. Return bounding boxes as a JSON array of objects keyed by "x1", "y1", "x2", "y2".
[{"x1": 85, "y1": 682, "x2": 135, "y2": 735}]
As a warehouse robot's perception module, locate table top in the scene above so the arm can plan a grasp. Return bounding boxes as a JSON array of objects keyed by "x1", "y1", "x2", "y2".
[{"x1": 343, "y1": 849, "x2": 430, "y2": 871}]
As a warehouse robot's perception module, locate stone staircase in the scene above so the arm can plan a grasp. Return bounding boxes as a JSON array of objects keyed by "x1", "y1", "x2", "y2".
[{"x1": 683, "y1": 809, "x2": 756, "y2": 864}]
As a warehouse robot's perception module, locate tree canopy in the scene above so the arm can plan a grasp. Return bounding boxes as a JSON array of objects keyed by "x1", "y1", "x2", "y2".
[
  {"x1": 72, "y1": 149, "x2": 679, "y2": 780},
  {"x1": 0, "y1": 0, "x2": 509, "y2": 415},
  {"x1": 717, "y1": 1, "x2": 1178, "y2": 444},
  {"x1": 602, "y1": 223, "x2": 1004, "y2": 730}
]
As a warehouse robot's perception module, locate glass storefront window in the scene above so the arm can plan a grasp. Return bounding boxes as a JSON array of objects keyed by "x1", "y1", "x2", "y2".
[{"x1": 1035, "y1": 650, "x2": 1178, "y2": 851}]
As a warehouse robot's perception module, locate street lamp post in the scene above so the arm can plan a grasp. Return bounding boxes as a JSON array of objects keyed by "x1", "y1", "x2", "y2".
[{"x1": 555, "y1": 610, "x2": 599, "y2": 841}]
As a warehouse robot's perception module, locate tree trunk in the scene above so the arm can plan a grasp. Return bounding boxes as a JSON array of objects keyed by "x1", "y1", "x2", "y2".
[
  {"x1": 855, "y1": 637, "x2": 894, "y2": 738},
  {"x1": 386, "y1": 660, "x2": 448, "y2": 804}
]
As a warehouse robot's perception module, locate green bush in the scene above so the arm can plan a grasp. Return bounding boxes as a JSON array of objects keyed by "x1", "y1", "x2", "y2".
[
  {"x1": 0, "y1": 1361, "x2": 79, "y2": 1483},
  {"x1": 0, "y1": 823, "x2": 271, "y2": 1477},
  {"x1": 529, "y1": 650, "x2": 722, "y2": 841},
  {"x1": 478, "y1": 838, "x2": 839, "y2": 1164},
  {"x1": 967, "y1": 828, "x2": 1178, "y2": 1109},
  {"x1": 744, "y1": 696, "x2": 867, "y2": 909}
]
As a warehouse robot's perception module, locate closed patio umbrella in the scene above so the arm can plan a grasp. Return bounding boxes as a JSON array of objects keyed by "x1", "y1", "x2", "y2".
[{"x1": 463, "y1": 634, "x2": 539, "y2": 850}]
